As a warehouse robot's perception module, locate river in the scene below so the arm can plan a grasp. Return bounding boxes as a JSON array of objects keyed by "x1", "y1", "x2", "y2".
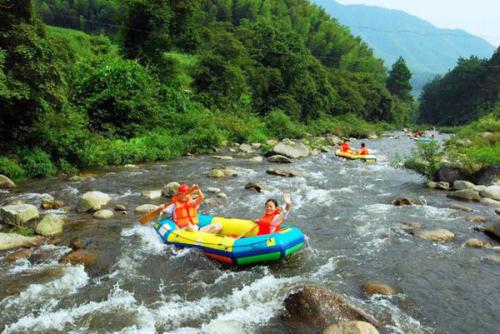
[{"x1": 0, "y1": 133, "x2": 499, "y2": 334}]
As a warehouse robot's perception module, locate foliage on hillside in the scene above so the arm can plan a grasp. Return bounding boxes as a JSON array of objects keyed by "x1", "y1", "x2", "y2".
[{"x1": 418, "y1": 48, "x2": 500, "y2": 126}]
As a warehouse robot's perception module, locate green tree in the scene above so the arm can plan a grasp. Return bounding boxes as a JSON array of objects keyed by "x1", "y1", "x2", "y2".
[{"x1": 386, "y1": 56, "x2": 412, "y2": 102}]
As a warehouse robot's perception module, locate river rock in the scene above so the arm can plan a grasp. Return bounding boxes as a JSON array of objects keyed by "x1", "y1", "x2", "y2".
[
  {"x1": 41, "y1": 199, "x2": 64, "y2": 210},
  {"x1": 267, "y1": 155, "x2": 293, "y2": 163},
  {"x1": 453, "y1": 180, "x2": 476, "y2": 190},
  {"x1": 474, "y1": 164, "x2": 500, "y2": 185},
  {"x1": 400, "y1": 222, "x2": 423, "y2": 230},
  {"x1": 464, "y1": 215, "x2": 487, "y2": 223},
  {"x1": 209, "y1": 169, "x2": 225, "y2": 178},
  {"x1": 464, "y1": 238, "x2": 485, "y2": 248},
  {"x1": 70, "y1": 238, "x2": 85, "y2": 250},
  {"x1": 114, "y1": 204, "x2": 127, "y2": 211},
  {"x1": 249, "y1": 156, "x2": 263, "y2": 162},
  {"x1": 361, "y1": 281, "x2": 397, "y2": 296},
  {"x1": 204, "y1": 198, "x2": 224, "y2": 206},
  {"x1": 212, "y1": 155, "x2": 233, "y2": 160},
  {"x1": 77, "y1": 191, "x2": 111, "y2": 212},
  {"x1": 0, "y1": 174, "x2": 16, "y2": 188},
  {"x1": 207, "y1": 187, "x2": 221, "y2": 193},
  {"x1": 480, "y1": 185, "x2": 500, "y2": 201},
  {"x1": 327, "y1": 135, "x2": 342, "y2": 146},
  {"x1": 134, "y1": 204, "x2": 158, "y2": 214},
  {"x1": 163, "y1": 182, "x2": 180, "y2": 197},
  {"x1": 35, "y1": 214, "x2": 66, "y2": 237},
  {"x1": 426, "y1": 181, "x2": 438, "y2": 189},
  {"x1": 266, "y1": 139, "x2": 278, "y2": 146},
  {"x1": 245, "y1": 182, "x2": 267, "y2": 192},
  {"x1": 447, "y1": 189, "x2": 481, "y2": 202},
  {"x1": 485, "y1": 222, "x2": 500, "y2": 240},
  {"x1": 239, "y1": 143, "x2": 253, "y2": 154},
  {"x1": 0, "y1": 204, "x2": 39, "y2": 225},
  {"x1": 484, "y1": 254, "x2": 500, "y2": 263},
  {"x1": 415, "y1": 229, "x2": 455, "y2": 242},
  {"x1": 283, "y1": 286, "x2": 380, "y2": 330},
  {"x1": 266, "y1": 168, "x2": 301, "y2": 177},
  {"x1": 367, "y1": 132, "x2": 378, "y2": 140},
  {"x1": 59, "y1": 250, "x2": 97, "y2": 267},
  {"x1": 392, "y1": 197, "x2": 425, "y2": 206},
  {"x1": 436, "y1": 182, "x2": 450, "y2": 190},
  {"x1": 496, "y1": 208, "x2": 500, "y2": 215},
  {"x1": 0, "y1": 232, "x2": 43, "y2": 251},
  {"x1": 141, "y1": 190, "x2": 162, "y2": 200},
  {"x1": 448, "y1": 204, "x2": 473, "y2": 212},
  {"x1": 4, "y1": 248, "x2": 31, "y2": 262},
  {"x1": 323, "y1": 321, "x2": 379, "y2": 334},
  {"x1": 93, "y1": 209, "x2": 114, "y2": 220},
  {"x1": 272, "y1": 142, "x2": 310, "y2": 159},
  {"x1": 437, "y1": 164, "x2": 467, "y2": 184},
  {"x1": 222, "y1": 167, "x2": 238, "y2": 177}
]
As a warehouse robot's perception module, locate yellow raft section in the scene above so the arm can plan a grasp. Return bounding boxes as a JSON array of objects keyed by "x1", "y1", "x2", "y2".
[
  {"x1": 166, "y1": 217, "x2": 258, "y2": 252},
  {"x1": 335, "y1": 150, "x2": 376, "y2": 163}
]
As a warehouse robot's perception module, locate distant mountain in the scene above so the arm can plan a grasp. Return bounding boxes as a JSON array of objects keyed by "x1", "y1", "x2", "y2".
[{"x1": 311, "y1": 0, "x2": 496, "y2": 93}]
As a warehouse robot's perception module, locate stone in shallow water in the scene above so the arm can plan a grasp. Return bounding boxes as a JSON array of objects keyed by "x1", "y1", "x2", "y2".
[
  {"x1": 0, "y1": 204, "x2": 39, "y2": 226},
  {"x1": 464, "y1": 238, "x2": 485, "y2": 248},
  {"x1": 35, "y1": 214, "x2": 66, "y2": 237},
  {"x1": 361, "y1": 281, "x2": 397, "y2": 296},
  {"x1": 134, "y1": 204, "x2": 159, "y2": 214},
  {"x1": 447, "y1": 189, "x2": 481, "y2": 202},
  {"x1": 93, "y1": 209, "x2": 114, "y2": 220},
  {"x1": 464, "y1": 215, "x2": 487, "y2": 223},
  {"x1": 77, "y1": 191, "x2": 111, "y2": 212},
  {"x1": 323, "y1": 321, "x2": 379, "y2": 334},
  {"x1": 415, "y1": 229, "x2": 455, "y2": 242},
  {"x1": 448, "y1": 204, "x2": 473, "y2": 212}
]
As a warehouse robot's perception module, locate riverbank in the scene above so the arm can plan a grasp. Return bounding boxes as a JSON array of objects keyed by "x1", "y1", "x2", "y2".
[{"x1": 1, "y1": 134, "x2": 499, "y2": 333}]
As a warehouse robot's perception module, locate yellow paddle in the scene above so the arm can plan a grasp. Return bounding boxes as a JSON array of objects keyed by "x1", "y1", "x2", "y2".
[{"x1": 236, "y1": 223, "x2": 258, "y2": 239}]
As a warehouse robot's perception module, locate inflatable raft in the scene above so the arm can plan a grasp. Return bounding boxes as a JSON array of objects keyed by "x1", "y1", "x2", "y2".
[
  {"x1": 154, "y1": 214, "x2": 305, "y2": 265},
  {"x1": 412, "y1": 137, "x2": 437, "y2": 142},
  {"x1": 335, "y1": 150, "x2": 377, "y2": 163}
]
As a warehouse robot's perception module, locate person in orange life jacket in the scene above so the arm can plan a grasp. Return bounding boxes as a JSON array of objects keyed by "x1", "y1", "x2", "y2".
[
  {"x1": 340, "y1": 139, "x2": 352, "y2": 153},
  {"x1": 356, "y1": 142, "x2": 369, "y2": 155},
  {"x1": 161, "y1": 184, "x2": 222, "y2": 233},
  {"x1": 256, "y1": 193, "x2": 291, "y2": 235}
]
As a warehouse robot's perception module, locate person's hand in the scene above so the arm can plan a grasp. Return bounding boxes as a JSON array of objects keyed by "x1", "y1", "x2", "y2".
[
  {"x1": 192, "y1": 184, "x2": 200, "y2": 191},
  {"x1": 283, "y1": 192, "x2": 291, "y2": 204}
]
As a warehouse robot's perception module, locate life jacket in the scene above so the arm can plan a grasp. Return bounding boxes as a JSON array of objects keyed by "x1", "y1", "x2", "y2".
[
  {"x1": 257, "y1": 208, "x2": 282, "y2": 235},
  {"x1": 340, "y1": 143, "x2": 351, "y2": 153},
  {"x1": 359, "y1": 147, "x2": 369, "y2": 155},
  {"x1": 172, "y1": 195, "x2": 199, "y2": 228}
]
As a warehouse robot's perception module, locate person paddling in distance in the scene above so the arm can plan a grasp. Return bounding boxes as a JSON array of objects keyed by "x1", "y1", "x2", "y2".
[
  {"x1": 256, "y1": 193, "x2": 292, "y2": 235},
  {"x1": 340, "y1": 139, "x2": 352, "y2": 153},
  {"x1": 160, "y1": 183, "x2": 222, "y2": 234},
  {"x1": 355, "y1": 142, "x2": 369, "y2": 155}
]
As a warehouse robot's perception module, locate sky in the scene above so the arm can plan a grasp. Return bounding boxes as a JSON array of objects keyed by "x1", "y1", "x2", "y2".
[{"x1": 336, "y1": 0, "x2": 500, "y2": 46}]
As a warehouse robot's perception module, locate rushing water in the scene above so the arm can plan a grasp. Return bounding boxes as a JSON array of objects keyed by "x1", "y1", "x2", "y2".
[{"x1": 0, "y1": 133, "x2": 499, "y2": 334}]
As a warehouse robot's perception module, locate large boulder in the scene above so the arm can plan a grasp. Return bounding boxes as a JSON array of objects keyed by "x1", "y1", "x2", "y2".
[
  {"x1": 437, "y1": 164, "x2": 468, "y2": 184},
  {"x1": 283, "y1": 286, "x2": 380, "y2": 331},
  {"x1": 267, "y1": 155, "x2": 292, "y2": 163},
  {"x1": 272, "y1": 142, "x2": 310, "y2": 159},
  {"x1": 415, "y1": 229, "x2": 455, "y2": 242},
  {"x1": 453, "y1": 180, "x2": 476, "y2": 190},
  {"x1": 474, "y1": 164, "x2": 500, "y2": 185},
  {"x1": 35, "y1": 214, "x2": 66, "y2": 237},
  {"x1": 0, "y1": 174, "x2": 16, "y2": 188},
  {"x1": 480, "y1": 185, "x2": 500, "y2": 201},
  {"x1": 361, "y1": 281, "x2": 397, "y2": 296},
  {"x1": 323, "y1": 321, "x2": 379, "y2": 334},
  {"x1": 0, "y1": 232, "x2": 43, "y2": 251},
  {"x1": 446, "y1": 189, "x2": 480, "y2": 202},
  {"x1": 163, "y1": 182, "x2": 180, "y2": 197},
  {"x1": 77, "y1": 191, "x2": 111, "y2": 212},
  {"x1": 0, "y1": 204, "x2": 39, "y2": 225}
]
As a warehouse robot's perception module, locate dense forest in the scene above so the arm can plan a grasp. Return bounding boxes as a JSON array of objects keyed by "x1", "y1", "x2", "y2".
[{"x1": 1, "y1": 0, "x2": 419, "y2": 180}]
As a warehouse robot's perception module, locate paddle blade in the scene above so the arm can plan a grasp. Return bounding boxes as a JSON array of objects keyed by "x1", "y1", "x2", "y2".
[{"x1": 139, "y1": 207, "x2": 163, "y2": 225}]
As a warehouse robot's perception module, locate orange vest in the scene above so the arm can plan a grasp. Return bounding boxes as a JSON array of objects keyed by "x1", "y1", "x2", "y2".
[
  {"x1": 340, "y1": 143, "x2": 351, "y2": 153},
  {"x1": 257, "y1": 208, "x2": 282, "y2": 235},
  {"x1": 172, "y1": 196, "x2": 199, "y2": 228},
  {"x1": 359, "y1": 147, "x2": 369, "y2": 155}
]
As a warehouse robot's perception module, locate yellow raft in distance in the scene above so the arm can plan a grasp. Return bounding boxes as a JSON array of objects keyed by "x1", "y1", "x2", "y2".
[{"x1": 335, "y1": 150, "x2": 376, "y2": 163}]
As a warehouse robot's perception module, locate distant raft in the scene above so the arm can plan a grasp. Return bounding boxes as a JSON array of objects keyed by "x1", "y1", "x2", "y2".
[
  {"x1": 335, "y1": 150, "x2": 377, "y2": 163},
  {"x1": 411, "y1": 137, "x2": 438, "y2": 142},
  {"x1": 154, "y1": 214, "x2": 305, "y2": 265}
]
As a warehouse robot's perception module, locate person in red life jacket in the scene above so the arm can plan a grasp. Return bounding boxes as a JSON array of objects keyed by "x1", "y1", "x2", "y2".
[
  {"x1": 161, "y1": 184, "x2": 222, "y2": 233},
  {"x1": 430, "y1": 134, "x2": 435, "y2": 139},
  {"x1": 256, "y1": 193, "x2": 292, "y2": 235},
  {"x1": 356, "y1": 143, "x2": 369, "y2": 155},
  {"x1": 340, "y1": 139, "x2": 352, "y2": 153}
]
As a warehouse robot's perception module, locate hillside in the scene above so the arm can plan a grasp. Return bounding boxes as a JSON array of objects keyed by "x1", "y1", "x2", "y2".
[{"x1": 312, "y1": 0, "x2": 495, "y2": 91}]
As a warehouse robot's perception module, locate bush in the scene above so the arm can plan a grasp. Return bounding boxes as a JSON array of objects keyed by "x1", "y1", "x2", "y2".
[
  {"x1": 265, "y1": 109, "x2": 306, "y2": 139},
  {"x1": 19, "y1": 148, "x2": 57, "y2": 178},
  {"x1": 0, "y1": 156, "x2": 26, "y2": 180},
  {"x1": 403, "y1": 141, "x2": 443, "y2": 180}
]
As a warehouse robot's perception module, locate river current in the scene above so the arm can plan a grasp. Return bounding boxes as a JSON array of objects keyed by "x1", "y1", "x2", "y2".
[{"x1": 0, "y1": 133, "x2": 498, "y2": 334}]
